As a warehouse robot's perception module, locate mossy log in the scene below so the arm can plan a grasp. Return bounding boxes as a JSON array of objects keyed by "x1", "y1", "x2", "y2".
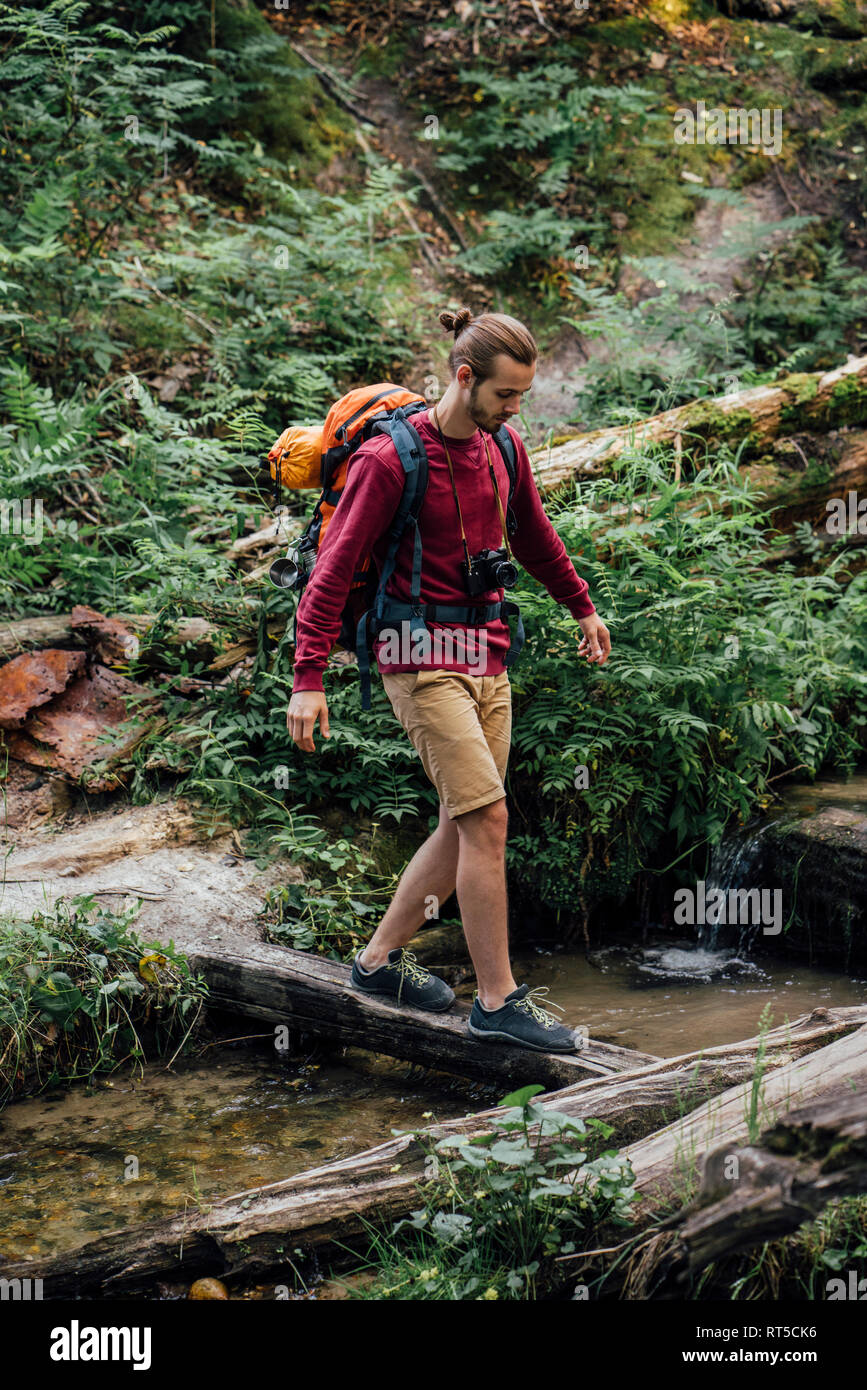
[
  {"x1": 617, "y1": 1021, "x2": 867, "y2": 1221},
  {"x1": 532, "y1": 355, "x2": 867, "y2": 490},
  {"x1": 4, "y1": 1005, "x2": 865, "y2": 1296},
  {"x1": 0, "y1": 612, "x2": 226, "y2": 663}
]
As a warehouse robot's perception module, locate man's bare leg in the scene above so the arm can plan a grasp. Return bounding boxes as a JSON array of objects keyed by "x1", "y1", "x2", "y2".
[
  {"x1": 453, "y1": 797, "x2": 518, "y2": 1009},
  {"x1": 359, "y1": 796, "x2": 518, "y2": 1010},
  {"x1": 359, "y1": 802, "x2": 460, "y2": 969}
]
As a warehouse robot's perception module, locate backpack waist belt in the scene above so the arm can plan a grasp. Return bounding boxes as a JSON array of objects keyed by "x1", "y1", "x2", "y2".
[{"x1": 355, "y1": 597, "x2": 524, "y2": 710}]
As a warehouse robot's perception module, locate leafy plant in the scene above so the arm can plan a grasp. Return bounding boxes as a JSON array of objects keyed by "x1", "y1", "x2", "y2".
[
  {"x1": 350, "y1": 1084, "x2": 636, "y2": 1301},
  {"x1": 0, "y1": 894, "x2": 207, "y2": 1105}
]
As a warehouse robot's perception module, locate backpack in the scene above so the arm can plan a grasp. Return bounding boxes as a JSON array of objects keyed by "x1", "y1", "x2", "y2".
[{"x1": 267, "y1": 383, "x2": 525, "y2": 708}]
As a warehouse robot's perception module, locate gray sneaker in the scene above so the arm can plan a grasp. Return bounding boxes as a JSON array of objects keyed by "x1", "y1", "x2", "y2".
[
  {"x1": 467, "y1": 983, "x2": 580, "y2": 1052},
  {"x1": 350, "y1": 947, "x2": 455, "y2": 1011}
]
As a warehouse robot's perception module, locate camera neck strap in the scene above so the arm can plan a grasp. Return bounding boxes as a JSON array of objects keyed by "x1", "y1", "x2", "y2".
[{"x1": 429, "y1": 408, "x2": 513, "y2": 562}]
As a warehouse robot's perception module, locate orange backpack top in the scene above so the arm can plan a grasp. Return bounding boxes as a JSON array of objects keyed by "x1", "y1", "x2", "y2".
[{"x1": 268, "y1": 382, "x2": 425, "y2": 547}]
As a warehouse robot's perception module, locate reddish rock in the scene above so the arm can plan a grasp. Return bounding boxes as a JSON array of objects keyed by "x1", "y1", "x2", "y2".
[{"x1": 0, "y1": 649, "x2": 87, "y2": 730}]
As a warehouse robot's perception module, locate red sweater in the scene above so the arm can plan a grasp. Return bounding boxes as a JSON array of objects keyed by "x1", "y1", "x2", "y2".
[{"x1": 291, "y1": 408, "x2": 596, "y2": 693}]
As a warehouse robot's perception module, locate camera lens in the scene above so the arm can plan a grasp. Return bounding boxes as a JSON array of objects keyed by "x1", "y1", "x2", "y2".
[{"x1": 494, "y1": 560, "x2": 518, "y2": 589}]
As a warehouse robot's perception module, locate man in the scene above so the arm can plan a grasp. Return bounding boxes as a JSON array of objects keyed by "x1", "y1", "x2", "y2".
[{"x1": 287, "y1": 308, "x2": 610, "y2": 1053}]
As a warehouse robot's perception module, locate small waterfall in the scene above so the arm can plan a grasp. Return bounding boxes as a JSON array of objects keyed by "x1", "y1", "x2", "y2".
[{"x1": 703, "y1": 818, "x2": 780, "y2": 953}]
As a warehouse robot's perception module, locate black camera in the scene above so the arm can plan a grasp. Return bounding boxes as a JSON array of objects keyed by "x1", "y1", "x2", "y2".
[
  {"x1": 461, "y1": 547, "x2": 519, "y2": 597},
  {"x1": 269, "y1": 532, "x2": 317, "y2": 590}
]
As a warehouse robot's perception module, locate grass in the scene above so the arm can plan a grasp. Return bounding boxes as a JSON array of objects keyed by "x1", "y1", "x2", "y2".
[{"x1": 0, "y1": 895, "x2": 207, "y2": 1106}]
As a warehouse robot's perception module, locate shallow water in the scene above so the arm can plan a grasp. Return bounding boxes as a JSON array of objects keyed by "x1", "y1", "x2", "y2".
[
  {"x1": 4, "y1": 771, "x2": 866, "y2": 1273},
  {"x1": 777, "y1": 772, "x2": 867, "y2": 817},
  {"x1": 505, "y1": 941, "x2": 867, "y2": 1058},
  {"x1": 0, "y1": 1048, "x2": 493, "y2": 1263}
]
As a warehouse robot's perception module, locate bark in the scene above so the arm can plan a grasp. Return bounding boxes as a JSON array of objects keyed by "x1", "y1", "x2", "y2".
[
  {"x1": 5, "y1": 1004, "x2": 865, "y2": 1297},
  {"x1": 620, "y1": 1021, "x2": 867, "y2": 1216},
  {"x1": 0, "y1": 613, "x2": 225, "y2": 662}
]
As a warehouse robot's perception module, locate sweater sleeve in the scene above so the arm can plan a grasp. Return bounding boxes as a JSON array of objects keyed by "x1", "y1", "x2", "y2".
[
  {"x1": 506, "y1": 428, "x2": 597, "y2": 621},
  {"x1": 291, "y1": 443, "x2": 406, "y2": 694}
]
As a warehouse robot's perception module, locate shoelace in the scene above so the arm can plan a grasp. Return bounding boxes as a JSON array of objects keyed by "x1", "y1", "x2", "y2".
[
  {"x1": 512, "y1": 986, "x2": 566, "y2": 1030},
  {"x1": 391, "y1": 950, "x2": 432, "y2": 989}
]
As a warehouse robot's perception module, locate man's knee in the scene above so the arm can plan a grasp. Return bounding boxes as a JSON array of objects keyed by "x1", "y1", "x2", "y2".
[{"x1": 455, "y1": 796, "x2": 508, "y2": 845}]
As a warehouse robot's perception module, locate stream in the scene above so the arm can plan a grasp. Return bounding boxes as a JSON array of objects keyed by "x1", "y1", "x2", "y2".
[{"x1": 1, "y1": 775, "x2": 865, "y2": 1273}]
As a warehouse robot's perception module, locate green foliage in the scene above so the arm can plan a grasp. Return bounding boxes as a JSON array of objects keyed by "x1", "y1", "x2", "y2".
[
  {"x1": 0, "y1": 895, "x2": 206, "y2": 1105},
  {"x1": 435, "y1": 64, "x2": 657, "y2": 277},
  {"x1": 259, "y1": 816, "x2": 398, "y2": 959},
  {"x1": 350, "y1": 1084, "x2": 636, "y2": 1300},
  {"x1": 561, "y1": 208, "x2": 867, "y2": 424}
]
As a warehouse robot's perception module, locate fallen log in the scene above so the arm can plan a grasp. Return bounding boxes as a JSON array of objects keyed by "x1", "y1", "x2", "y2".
[
  {"x1": 6, "y1": 1004, "x2": 865, "y2": 1296},
  {"x1": 620, "y1": 1020, "x2": 867, "y2": 1216},
  {"x1": 627, "y1": 1080, "x2": 867, "y2": 1296},
  {"x1": 189, "y1": 939, "x2": 661, "y2": 1090},
  {"x1": 0, "y1": 612, "x2": 226, "y2": 662},
  {"x1": 532, "y1": 355, "x2": 867, "y2": 490}
]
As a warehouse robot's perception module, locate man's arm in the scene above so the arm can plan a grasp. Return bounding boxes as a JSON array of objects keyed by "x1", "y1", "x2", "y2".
[
  {"x1": 506, "y1": 428, "x2": 611, "y2": 664},
  {"x1": 287, "y1": 443, "x2": 405, "y2": 749}
]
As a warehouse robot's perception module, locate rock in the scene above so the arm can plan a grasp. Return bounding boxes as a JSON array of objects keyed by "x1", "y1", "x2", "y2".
[{"x1": 188, "y1": 1278, "x2": 229, "y2": 1300}]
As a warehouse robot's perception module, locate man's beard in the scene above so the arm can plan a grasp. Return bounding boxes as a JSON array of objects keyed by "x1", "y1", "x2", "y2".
[{"x1": 467, "y1": 379, "x2": 505, "y2": 434}]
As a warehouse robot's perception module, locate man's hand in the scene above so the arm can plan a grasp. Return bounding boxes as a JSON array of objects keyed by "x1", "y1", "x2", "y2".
[
  {"x1": 576, "y1": 613, "x2": 611, "y2": 665},
  {"x1": 287, "y1": 691, "x2": 330, "y2": 752}
]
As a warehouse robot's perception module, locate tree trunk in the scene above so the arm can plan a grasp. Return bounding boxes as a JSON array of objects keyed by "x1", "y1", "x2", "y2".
[
  {"x1": 0, "y1": 613, "x2": 226, "y2": 662},
  {"x1": 189, "y1": 939, "x2": 662, "y2": 1091},
  {"x1": 619, "y1": 1021, "x2": 867, "y2": 1216}
]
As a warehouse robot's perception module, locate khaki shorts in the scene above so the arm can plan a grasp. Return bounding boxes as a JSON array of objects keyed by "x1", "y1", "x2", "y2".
[{"x1": 381, "y1": 668, "x2": 511, "y2": 819}]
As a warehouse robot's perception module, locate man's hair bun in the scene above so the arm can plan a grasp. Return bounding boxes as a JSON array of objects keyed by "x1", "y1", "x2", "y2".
[{"x1": 439, "y1": 306, "x2": 474, "y2": 337}]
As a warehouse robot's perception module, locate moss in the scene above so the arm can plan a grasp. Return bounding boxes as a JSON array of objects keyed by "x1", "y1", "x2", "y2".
[
  {"x1": 782, "y1": 1, "x2": 867, "y2": 39},
  {"x1": 779, "y1": 374, "x2": 821, "y2": 429},
  {"x1": 681, "y1": 401, "x2": 757, "y2": 444},
  {"x1": 828, "y1": 373, "x2": 867, "y2": 423},
  {"x1": 175, "y1": 0, "x2": 352, "y2": 173},
  {"x1": 355, "y1": 36, "x2": 410, "y2": 81},
  {"x1": 588, "y1": 18, "x2": 662, "y2": 50},
  {"x1": 808, "y1": 37, "x2": 867, "y2": 91}
]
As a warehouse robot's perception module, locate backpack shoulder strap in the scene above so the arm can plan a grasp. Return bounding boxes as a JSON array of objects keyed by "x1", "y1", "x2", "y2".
[
  {"x1": 368, "y1": 408, "x2": 429, "y2": 617},
  {"x1": 492, "y1": 424, "x2": 519, "y2": 536},
  {"x1": 354, "y1": 408, "x2": 430, "y2": 709}
]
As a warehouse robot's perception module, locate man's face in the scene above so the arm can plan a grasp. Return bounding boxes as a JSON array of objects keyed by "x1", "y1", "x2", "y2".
[{"x1": 462, "y1": 354, "x2": 536, "y2": 434}]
